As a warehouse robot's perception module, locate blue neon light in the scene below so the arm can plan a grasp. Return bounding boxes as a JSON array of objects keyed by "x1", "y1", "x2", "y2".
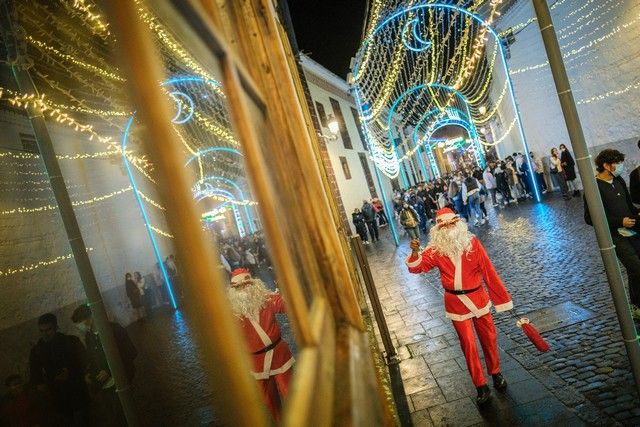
[
  {"x1": 353, "y1": 3, "x2": 541, "y2": 202},
  {"x1": 121, "y1": 116, "x2": 178, "y2": 309},
  {"x1": 184, "y1": 147, "x2": 243, "y2": 167},
  {"x1": 403, "y1": 19, "x2": 433, "y2": 52},
  {"x1": 196, "y1": 188, "x2": 246, "y2": 237},
  {"x1": 160, "y1": 76, "x2": 221, "y2": 88},
  {"x1": 353, "y1": 86, "x2": 400, "y2": 246},
  {"x1": 169, "y1": 91, "x2": 195, "y2": 124},
  {"x1": 386, "y1": 83, "x2": 469, "y2": 148},
  {"x1": 198, "y1": 175, "x2": 255, "y2": 234}
]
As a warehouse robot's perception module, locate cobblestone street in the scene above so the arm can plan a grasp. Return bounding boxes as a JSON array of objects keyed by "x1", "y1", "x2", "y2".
[
  {"x1": 366, "y1": 195, "x2": 640, "y2": 426},
  {"x1": 125, "y1": 267, "x2": 295, "y2": 427}
]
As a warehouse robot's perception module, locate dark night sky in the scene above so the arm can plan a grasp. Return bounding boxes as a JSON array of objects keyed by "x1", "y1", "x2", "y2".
[{"x1": 288, "y1": 0, "x2": 369, "y2": 79}]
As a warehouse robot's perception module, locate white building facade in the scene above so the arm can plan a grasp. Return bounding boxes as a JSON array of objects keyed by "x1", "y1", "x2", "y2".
[{"x1": 300, "y1": 55, "x2": 396, "y2": 235}]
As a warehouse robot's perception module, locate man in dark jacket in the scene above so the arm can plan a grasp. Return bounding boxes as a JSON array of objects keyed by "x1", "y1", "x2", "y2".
[
  {"x1": 71, "y1": 305, "x2": 138, "y2": 425},
  {"x1": 29, "y1": 313, "x2": 89, "y2": 426},
  {"x1": 352, "y1": 208, "x2": 369, "y2": 244},
  {"x1": 584, "y1": 149, "x2": 640, "y2": 319},
  {"x1": 362, "y1": 199, "x2": 379, "y2": 242}
]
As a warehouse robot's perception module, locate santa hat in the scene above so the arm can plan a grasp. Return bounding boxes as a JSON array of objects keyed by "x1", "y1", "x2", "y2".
[
  {"x1": 435, "y1": 207, "x2": 457, "y2": 223},
  {"x1": 230, "y1": 268, "x2": 252, "y2": 287}
]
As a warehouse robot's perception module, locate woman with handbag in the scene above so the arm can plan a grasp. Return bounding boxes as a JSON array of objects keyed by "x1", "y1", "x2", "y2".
[{"x1": 550, "y1": 147, "x2": 571, "y2": 200}]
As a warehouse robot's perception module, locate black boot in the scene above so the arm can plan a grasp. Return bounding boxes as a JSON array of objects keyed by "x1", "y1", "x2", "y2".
[
  {"x1": 476, "y1": 384, "x2": 491, "y2": 405},
  {"x1": 492, "y1": 373, "x2": 507, "y2": 390}
]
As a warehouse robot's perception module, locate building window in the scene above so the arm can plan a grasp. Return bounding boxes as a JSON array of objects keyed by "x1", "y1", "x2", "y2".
[
  {"x1": 19, "y1": 133, "x2": 39, "y2": 154},
  {"x1": 339, "y1": 156, "x2": 351, "y2": 180},
  {"x1": 315, "y1": 101, "x2": 327, "y2": 128},
  {"x1": 358, "y1": 153, "x2": 378, "y2": 198},
  {"x1": 329, "y1": 97, "x2": 352, "y2": 149},
  {"x1": 350, "y1": 107, "x2": 367, "y2": 151}
]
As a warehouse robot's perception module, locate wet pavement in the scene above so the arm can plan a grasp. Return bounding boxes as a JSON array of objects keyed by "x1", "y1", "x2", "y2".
[
  {"x1": 126, "y1": 266, "x2": 296, "y2": 427},
  {"x1": 365, "y1": 194, "x2": 640, "y2": 426}
]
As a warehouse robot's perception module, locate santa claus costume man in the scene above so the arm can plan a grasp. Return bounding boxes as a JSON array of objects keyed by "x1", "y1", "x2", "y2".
[
  {"x1": 406, "y1": 208, "x2": 513, "y2": 404},
  {"x1": 227, "y1": 268, "x2": 294, "y2": 421}
]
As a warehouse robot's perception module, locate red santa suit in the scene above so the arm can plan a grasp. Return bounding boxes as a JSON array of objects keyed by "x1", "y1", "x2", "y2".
[
  {"x1": 406, "y1": 210, "x2": 513, "y2": 387},
  {"x1": 230, "y1": 269, "x2": 294, "y2": 422}
]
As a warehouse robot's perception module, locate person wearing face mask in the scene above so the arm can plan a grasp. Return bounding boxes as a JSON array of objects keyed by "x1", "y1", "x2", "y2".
[
  {"x1": 400, "y1": 201, "x2": 421, "y2": 240},
  {"x1": 584, "y1": 149, "x2": 640, "y2": 319}
]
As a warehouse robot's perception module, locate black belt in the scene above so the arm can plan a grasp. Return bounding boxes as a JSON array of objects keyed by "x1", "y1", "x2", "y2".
[
  {"x1": 252, "y1": 337, "x2": 281, "y2": 355},
  {"x1": 445, "y1": 286, "x2": 480, "y2": 295}
]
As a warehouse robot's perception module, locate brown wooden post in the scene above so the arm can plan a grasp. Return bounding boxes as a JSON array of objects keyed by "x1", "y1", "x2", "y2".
[
  {"x1": 221, "y1": 0, "x2": 364, "y2": 328},
  {"x1": 105, "y1": 2, "x2": 269, "y2": 425}
]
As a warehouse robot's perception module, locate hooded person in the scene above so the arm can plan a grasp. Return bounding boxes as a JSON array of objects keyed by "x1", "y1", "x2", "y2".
[
  {"x1": 226, "y1": 268, "x2": 294, "y2": 422},
  {"x1": 405, "y1": 208, "x2": 513, "y2": 404}
]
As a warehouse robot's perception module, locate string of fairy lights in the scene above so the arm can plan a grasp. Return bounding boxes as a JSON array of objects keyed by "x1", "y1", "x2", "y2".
[
  {"x1": 352, "y1": 0, "x2": 504, "y2": 179},
  {"x1": 0, "y1": 0, "x2": 257, "y2": 280},
  {"x1": 352, "y1": 0, "x2": 640, "y2": 181},
  {"x1": 504, "y1": 0, "x2": 640, "y2": 111}
]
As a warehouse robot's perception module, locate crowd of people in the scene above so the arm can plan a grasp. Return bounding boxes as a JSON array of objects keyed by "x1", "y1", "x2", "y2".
[
  {"x1": 1, "y1": 310, "x2": 136, "y2": 426},
  {"x1": 352, "y1": 198, "x2": 388, "y2": 244},
  {"x1": 351, "y1": 148, "x2": 582, "y2": 242},
  {"x1": 124, "y1": 255, "x2": 178, "y2": 321},
  {"x1": 217, "y1": 231, "x2": 272, "y2": 279}
]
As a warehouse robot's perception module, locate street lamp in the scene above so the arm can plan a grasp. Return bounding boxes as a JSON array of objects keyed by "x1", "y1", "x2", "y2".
[{"x1": 318, "y1": 114, "x2": 340, "y2": 141}]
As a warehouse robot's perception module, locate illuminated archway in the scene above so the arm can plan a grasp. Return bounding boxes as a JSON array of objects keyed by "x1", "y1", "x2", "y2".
[
  {"x1": 353, "y1": 2, "x2": 540, "y2": 199},
  {"x1": 121, "y1": 76, "x2": 255, "y2": 308}
]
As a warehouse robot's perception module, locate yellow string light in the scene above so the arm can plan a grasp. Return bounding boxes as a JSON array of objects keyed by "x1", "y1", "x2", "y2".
[
  {"x1": 0, "y1": 185, "x2": 165, "y2": 215},
  {"x1": 26, "y1": 36, "x2": 125, "y2": 82},
  {"x1": 577, "y1": 80, "x2": 640, "y2": 105},
  {"x1": 70, "y1": 0, "x2": 110, "y2": 35},
  {"x1": 479, "y1": 117, "x2": 517, "y2": 146},
  {"x1": 150, "y1": 225, "x2": 173, "y2": 238},
  {"x1": 135, "y1": 0, "x2": 217, "y2": 86},
  {"x1": 0, "y1": 248, "x2": 94, "y2": 277},
  {"x1": 510, "y1": 11, "x2": 640, "y2": 76}
]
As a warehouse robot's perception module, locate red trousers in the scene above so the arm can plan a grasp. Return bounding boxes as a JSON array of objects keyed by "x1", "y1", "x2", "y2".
[
  {"x1": 452, "y1": 313, "x2": 500, "y2": 387},
  {"x1": 257, "y1": 368, "x2": 293, "y2": 423}
]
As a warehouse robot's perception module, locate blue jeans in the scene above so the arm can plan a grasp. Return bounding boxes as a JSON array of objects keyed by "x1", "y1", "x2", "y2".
[
  {"x1": 453, "y1": 196, "x2": 466, "y2": 220},
  {"x1": 467, "y1": 193, "x2": 482, "y2": 222}
]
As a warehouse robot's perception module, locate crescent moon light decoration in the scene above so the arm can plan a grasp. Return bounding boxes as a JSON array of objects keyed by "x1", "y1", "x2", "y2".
[
  {"x1": 169, "y1": 91, "x2": 195, "y2": 124},
  {"x1": 402, "y1": 18, "x2": 432, "y2": 53}
]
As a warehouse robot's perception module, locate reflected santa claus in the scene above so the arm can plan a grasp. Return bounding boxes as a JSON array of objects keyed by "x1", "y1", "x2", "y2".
[
  {"x1": 406, "y1": 208, "x2": 513, "y2": 404},
  {"x1": 227, "y1": 268, "x2": 294, "y2": 422}
]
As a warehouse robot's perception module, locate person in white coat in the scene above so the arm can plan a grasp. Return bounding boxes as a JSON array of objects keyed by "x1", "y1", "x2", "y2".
[{"x1": 483, "y1": 166, "x2": 498, "y2": 207}]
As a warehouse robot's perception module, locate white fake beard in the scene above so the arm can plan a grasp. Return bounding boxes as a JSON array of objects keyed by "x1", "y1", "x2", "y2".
[
  {"x1": 428, "y1": 220, "x2": 474, "y2": 258},
  {"x1": 227, "y1": 279, "x2": 274, "y2": 320}
]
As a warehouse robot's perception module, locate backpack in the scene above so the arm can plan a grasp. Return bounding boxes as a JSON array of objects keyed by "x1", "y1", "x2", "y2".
[{"x1": 465, "y1": 177, "x2": 478, "y2": 192}]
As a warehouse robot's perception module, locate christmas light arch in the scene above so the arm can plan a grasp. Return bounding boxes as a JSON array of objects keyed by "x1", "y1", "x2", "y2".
[{"x1": 352, "y1": 2, "x2": 541, "y2": 201}]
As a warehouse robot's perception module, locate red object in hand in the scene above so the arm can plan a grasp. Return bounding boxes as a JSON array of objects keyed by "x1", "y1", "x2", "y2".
[{"x1": 517, "y1": 318, "x2": 550, "y2": 352}]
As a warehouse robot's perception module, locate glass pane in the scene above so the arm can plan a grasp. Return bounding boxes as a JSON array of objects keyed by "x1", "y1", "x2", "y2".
[{"x1": 0, "y1": 1, "x2": 301, "y2": 426}]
